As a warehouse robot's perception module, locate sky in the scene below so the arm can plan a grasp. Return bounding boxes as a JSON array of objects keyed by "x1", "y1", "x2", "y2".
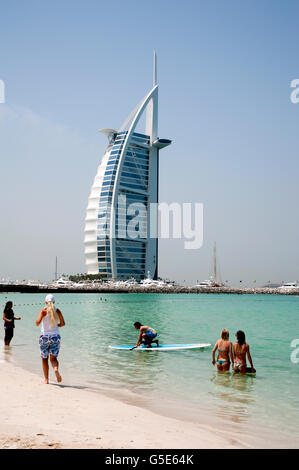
[{"x1": 0, "y1": 0, "x2": 298, "y2": 286}]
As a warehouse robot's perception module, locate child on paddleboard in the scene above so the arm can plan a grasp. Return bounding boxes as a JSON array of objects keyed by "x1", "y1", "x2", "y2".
[{"x1": 133, "y1": 322, "x2": 159, "y2": 348}]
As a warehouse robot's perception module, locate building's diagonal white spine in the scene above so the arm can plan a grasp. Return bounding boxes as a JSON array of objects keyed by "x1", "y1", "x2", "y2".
[{"x1": 84, "y1": 53, "x2": 171, "y2": 280}]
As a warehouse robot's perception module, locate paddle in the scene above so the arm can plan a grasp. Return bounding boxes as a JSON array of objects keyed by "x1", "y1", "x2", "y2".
[{"x1": 130, "y1": 339, "x2": 147, "y2": 350}]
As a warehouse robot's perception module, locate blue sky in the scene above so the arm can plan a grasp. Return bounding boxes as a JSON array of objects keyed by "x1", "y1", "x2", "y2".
[{"x1": 0, "y1": 0, "x2": 298, "y2": 285}]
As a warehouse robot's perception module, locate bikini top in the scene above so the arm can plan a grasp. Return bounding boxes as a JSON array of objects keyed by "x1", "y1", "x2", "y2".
[{"x1": 218, "y1": 340, "x2": 230, "y2": 353}]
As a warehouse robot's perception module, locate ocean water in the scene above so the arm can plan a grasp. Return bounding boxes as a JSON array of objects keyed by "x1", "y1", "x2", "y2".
[{"x1": 1, "y1": 292, "x2": 299, "y2": 448}]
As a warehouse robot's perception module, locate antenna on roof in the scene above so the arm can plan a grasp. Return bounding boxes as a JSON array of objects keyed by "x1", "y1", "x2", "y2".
[{"x1": 153, "y1": 50, "x2": 157, "y2": 86}]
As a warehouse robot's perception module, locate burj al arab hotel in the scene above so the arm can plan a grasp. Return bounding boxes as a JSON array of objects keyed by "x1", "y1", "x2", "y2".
[{"x1": 84, "y1": 52, "x2": 171, "y2": 281}]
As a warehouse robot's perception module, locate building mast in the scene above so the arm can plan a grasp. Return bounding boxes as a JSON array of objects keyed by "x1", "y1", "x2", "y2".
[{"x1": 153, "y1": 49, "x2": 157, "y2": 87}]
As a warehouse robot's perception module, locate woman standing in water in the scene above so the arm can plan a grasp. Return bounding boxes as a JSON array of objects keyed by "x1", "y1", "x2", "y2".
[
  {"x1": 3, "y1": 301, "x2": 21, "y2": 346},
  {"x1": 36, "y1": 294, "x2": 65, "y2": 384},
  {"x1": 233, "y1": 330, "x2": 255, "y2": 374},
  {"x1": 212, "y1": 329, "x2": 234, "y2": 372}
]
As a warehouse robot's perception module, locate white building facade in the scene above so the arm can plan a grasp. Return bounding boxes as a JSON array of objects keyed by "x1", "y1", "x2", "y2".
[{"x1": 84, "y1": 53, "x2": 171, "y2": 280}]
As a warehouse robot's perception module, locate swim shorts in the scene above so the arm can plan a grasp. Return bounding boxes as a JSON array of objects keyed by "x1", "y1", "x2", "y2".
[
  {"x1": 145, "y1": 331, "x2": 157, "y2": 341},
  {"x1": 39, "y1": 334, "x2": 61, "y2": 358}
]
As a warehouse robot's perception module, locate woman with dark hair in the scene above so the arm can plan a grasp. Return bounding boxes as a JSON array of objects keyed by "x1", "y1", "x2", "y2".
[
  {"x1": 133, "y1": 322, "x2": 159, "y2": 348},
  {"x1": 3, "y1": 301, "x2": 21, "y2": 346},
  {"x1": 212, "y1": 329, "x2": 234, "y2": 372},
  {"x1": 233, "y1": 330, "x2": 255, "y2": 374}
]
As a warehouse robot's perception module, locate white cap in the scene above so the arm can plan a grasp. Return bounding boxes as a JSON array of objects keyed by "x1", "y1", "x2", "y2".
[{"x1": 45, "y1": 294, "x2": 55, "y2": 303}]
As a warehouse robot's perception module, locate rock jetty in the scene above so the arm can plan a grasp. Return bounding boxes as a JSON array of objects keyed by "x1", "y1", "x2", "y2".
[{"x1": 0, "y1": 283, "x2": 298, "y2": 295}]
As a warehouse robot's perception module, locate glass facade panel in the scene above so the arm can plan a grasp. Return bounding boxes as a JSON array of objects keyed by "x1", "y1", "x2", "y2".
[{"x1": 86, "y1": 121, "x2": 156, "y2": 280}]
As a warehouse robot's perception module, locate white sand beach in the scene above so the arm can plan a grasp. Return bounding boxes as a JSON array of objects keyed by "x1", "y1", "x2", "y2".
[{"x1": 0, "y1": 360, "x2": 250, "y2": 449}]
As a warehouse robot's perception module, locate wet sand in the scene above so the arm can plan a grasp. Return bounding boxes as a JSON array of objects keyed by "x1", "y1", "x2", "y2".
[{"x1": 0, "y1": 360, "x2": 250, "y2": 449}]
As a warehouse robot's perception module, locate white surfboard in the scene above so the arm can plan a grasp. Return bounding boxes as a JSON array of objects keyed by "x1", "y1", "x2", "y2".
[{"x1": 109, "y1": 343, "x2": 211, "y2": 351}]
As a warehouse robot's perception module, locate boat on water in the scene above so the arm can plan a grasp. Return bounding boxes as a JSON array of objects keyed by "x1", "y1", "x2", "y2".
[
  {"x1": 105, "y1": 279, "x2": 131, "y2": 288},
  {"x1": 278, "y1": 282, "x2": 299, "y2": 290},
  {"x1": 196, "y1": 242, "x2": 224, "y2": 288},
  {"x1": 26, "y1": 280, "x2": 48, "y2": 287},
  {"x1": 51, "y1": 277, "x2": 71, "y2": 287},
  {"x1": 51, "y1": 277, "x2": 82, "y2": 288},
  {"x1": 195, "y1": 278, "x2": 216, "y2": 288},
  {"x1": 123, "y1": 278, "x2": 138, "y2": 286},
  {"x1": 140, "y1": 279, "x2": 169, "y2": 287},
  {"x1": 140, "y1": 272, "x2": 170, "y2": 288}
]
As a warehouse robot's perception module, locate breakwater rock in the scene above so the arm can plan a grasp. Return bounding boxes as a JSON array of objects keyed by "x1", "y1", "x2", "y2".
[{"x1": 1, "y1": 284, "x2": 299, "y2": 295}]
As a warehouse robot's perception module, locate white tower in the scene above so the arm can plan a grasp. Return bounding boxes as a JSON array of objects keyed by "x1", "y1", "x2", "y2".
[{"x1": 84, "y1": 52, "x2": 171, "y2": 280}]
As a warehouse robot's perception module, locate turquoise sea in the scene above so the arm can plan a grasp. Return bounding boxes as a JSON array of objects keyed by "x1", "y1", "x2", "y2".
[{"x1": 1, "y1": 292, "x2": 299, "y2": 448}]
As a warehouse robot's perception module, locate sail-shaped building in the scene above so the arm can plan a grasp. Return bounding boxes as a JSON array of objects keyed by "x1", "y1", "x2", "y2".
[{"x1": 84, "y1": 53, "x2": 171, "y2": 281}]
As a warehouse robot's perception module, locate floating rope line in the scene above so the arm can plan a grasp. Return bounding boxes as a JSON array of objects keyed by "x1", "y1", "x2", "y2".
[{"x1": 2, "y1": 299, "x2": 108, "y2": 307}]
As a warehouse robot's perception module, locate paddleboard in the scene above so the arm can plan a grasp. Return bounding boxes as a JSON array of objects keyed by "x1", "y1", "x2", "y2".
[
  {"x1": 234, "y1": 367, "x2": 256, "y2": 376},
  {"x1": 109, "y1": 343, "x2": 211, "y2": 351},
  {"x1": 245, "y1": 367, "x2": 256, "y2": 376}
]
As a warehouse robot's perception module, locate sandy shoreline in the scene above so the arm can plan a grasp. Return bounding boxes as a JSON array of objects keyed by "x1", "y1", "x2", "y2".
[{"x1": 0, "y1": 359, "x2": 252, "y2": 450}]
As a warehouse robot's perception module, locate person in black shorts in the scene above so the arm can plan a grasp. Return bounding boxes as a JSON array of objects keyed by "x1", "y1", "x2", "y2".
[{"x1": 3, "y1": 301, "x2": 21, "y2": 346}]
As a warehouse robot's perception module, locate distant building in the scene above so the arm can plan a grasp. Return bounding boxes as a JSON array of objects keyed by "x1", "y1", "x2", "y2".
[{"x1": 84, "y1": 53, "x2": 171, "y2": 280}]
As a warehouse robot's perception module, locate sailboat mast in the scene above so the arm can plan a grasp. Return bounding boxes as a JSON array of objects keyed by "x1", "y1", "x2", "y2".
[
  {"x1": 213, "y1": 242, "x2": 217, "y2": 284},
  {"x1": 55, "y1": 256, "x2": 58, "y2": 281}
]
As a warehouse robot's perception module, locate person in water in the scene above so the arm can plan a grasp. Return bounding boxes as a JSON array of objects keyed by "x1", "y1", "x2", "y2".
[
  {"x1": 134, "y1": 322, "x2": 159, "y2": 348},
  {"x1": 3, "y1": 301, "x2": 21, "y2": 346},
  {"x1": 212, "y1": 329, "x2": 234, "y2": 372},
  {"x1": 36, "y1": 294, "x2": 65, "y2": 384},
  {"x1": 233, "y1": 330, "x2": 255, "y2": 374}
]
